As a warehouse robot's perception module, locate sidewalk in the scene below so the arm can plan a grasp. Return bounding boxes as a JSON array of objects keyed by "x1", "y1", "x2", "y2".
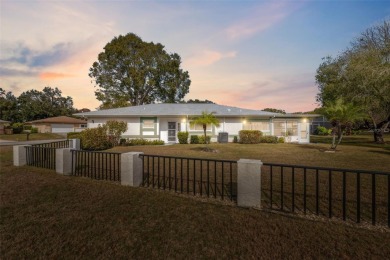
[{"x1": 0, "y1": 139, "x2": 67, "y2": 146}]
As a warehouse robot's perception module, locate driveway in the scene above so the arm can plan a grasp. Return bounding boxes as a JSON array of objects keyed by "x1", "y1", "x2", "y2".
[{"x1": 0, "y1": 139, "x2": 67, "y2": 146}]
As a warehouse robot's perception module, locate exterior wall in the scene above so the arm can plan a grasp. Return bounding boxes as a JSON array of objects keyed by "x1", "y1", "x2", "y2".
[{"x1": 87, "y1": 117, "x2": 141, "y2": 137}]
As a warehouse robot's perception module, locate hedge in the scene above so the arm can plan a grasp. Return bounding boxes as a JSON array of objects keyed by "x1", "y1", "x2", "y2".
[{"x1": 239, "y1": 130, "x2": 262, "y2": 144}]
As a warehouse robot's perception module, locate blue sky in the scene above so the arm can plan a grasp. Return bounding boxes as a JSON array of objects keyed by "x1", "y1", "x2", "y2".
[{"x1": 1, "y1": 0, "x2": 389, "y2": 112}]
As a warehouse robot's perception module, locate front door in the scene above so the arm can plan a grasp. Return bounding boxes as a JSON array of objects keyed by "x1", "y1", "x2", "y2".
[
  {"x1": 168, "y1": 122, "x2": 176, "y2": 142},
  {"x1": 299, "y1": 122, "x2": 310, "y2": 143}
]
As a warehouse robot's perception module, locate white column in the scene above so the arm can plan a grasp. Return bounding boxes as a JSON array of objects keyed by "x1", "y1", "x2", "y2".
[
  {"x1": 237, "y1": 159, "x2": 263, "y2": 208},
  {"x1": 70, "y1": 138, "x2": 80, "y2": 150},
  {"x1": 121, "y1": 152, "x2": 144, "y2": 186},
  {"x1": 56, "y1": 148, "x2": 73, "y2": 175},
  {"x1": 13, "y1": 145, "x2": 29, "y2": 166}
]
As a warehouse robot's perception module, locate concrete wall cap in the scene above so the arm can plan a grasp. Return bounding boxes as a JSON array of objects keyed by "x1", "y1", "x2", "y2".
[{"x1": 238, "y1": 159, "x2": 263, "y2": 165}]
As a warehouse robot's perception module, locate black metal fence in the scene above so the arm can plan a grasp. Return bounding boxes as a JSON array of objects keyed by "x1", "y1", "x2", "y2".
[
  {"x1": 261, "y1": 163, "x2": 390, "y2": 227},
  {"x1": 71, "y1": 150, "x2": 121, "y2": 182},
  {"x1": 32, "y1": 140, "x2": 72, "y2": 148},
  {"x1": 25, "y1": 140, "x2": 72, "y2": 170},
  {"x1": 26, "y1": 146, "x2": 57, "y2": 169},
  {"x1": 140, "y1": 154, "x2": 237, "y2": 201}
]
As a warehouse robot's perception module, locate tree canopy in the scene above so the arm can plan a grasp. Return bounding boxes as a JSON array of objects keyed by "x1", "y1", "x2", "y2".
[
  {"x1": 0, "y1": 87, "x2": 76, "y2": 123},
  {"x1": 316, "y1": 20, "x2": 390, "y2": 143},
  {"x1": 262, "y1": 108, "x2": 286, "y2": 114},
  {"x1": 89, "y1": 33, "x2": 191, "y2": 109}
]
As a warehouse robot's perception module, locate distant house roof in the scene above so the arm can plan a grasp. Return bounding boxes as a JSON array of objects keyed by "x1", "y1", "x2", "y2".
[
  {"x1": 74, "y1": 103, "x2": 281, "y2": 117},
  {"x1": 27, "y1": 116, "x2": 86, "y2": 124},
  {"x1": 0, "y1": 119, "x2": 10, "y2": 123}
]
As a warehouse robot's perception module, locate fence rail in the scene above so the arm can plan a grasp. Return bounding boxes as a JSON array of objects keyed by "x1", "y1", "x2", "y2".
[
  {"x1": 140, "y1": 154, "x2": 237, "y2": 201},
  {"x1": 32, "y1": 139, "x2": 72, "y2": 148},
  {"x1": 262, "y1": 162, "x2": 390, "y2": 227},
  {"x1": 26, "y1": 146, "x2": 57, "y2": 169},
  {"x1": 71, "y1": 150, "x2": 121, "y2": 182}
]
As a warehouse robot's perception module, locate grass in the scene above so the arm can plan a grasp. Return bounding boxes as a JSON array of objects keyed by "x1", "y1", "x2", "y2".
[
  {"x1": 110, "y1": 139, "x2": 390, "y2": 172},
  {"x1": 0, "y1": 133, "x2": 65, "y2": 142},
  {"x1": 1, "y1": 143, "x2": 390, "y2": 258},
  {"x1": 311, "y1": 133, "x2": 390, "y2": 150}
]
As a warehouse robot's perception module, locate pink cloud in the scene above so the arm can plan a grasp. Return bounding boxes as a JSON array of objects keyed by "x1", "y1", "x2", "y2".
[
  {"x1": 39, "y1": 72, "x2": 73, "y2": 80},
  {"x1": 225, "y1": 1, "x2": 303, "y2": 40},
  {"x1": 185, "y1": 50, "x2": 237, "y2": 67}
]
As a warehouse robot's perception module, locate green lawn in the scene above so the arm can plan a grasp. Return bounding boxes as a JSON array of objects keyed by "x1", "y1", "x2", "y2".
[
  {"x1": 109, "y1": 139, "x2": 390, "y2": 172},
  {"x1": 0, "y1": 133, "x2": 65, "y2": 141},
  {"x1": 1, "y1": 142, "x2": 390, "y2": 258}
]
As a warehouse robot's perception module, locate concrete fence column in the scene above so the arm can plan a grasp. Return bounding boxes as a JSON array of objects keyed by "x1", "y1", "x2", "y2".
[
  {"x1": 13, "y1": 145, "x2": 30, "y2": 166},
  {"x1": 237, "y1": 159, "x2": 263, "y2": 208},
  {"x1": 121, "y1": 152, "x2": 144, "y2": 186},
  {"x1": 56, "y1": 148, "x2": 73, "y2": 175},
  {"x1": 69, "y1": 138, "x2": 80, "y2": 150}
]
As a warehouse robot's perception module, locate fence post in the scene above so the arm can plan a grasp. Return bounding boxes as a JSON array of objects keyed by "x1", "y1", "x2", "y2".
[
  {"x1": 70, "y1": 138, "x2": 80, "y2": 150},
  {"x1": 121, "y1": 152, "x2": 144, "y2": 186},
  {"x1": 56, "y1": 148, "x2": 72, "y2": 175},
  {"x1": 13, "y1": 145, "x2": 30, "y2": 166},
  {"x1": 237, "y1": 159, "x2": 263, "y2": 208}
]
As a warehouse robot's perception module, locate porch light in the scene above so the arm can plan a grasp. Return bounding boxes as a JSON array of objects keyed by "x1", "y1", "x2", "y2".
[
  {"x1": 243, "y1": 120, "x2": 246, "y2": 124},
  {"x1": 182, "y1": 118, "x2": 186, "y2": 123},
  {"x1": 302, "y1": 118, "x2": 307, "y2": 123}
]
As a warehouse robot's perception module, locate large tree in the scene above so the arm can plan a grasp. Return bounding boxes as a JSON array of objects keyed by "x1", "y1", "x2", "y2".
[
  {"x1": 0, "y1": 88, "x2": 18, "y2": 122},
  {"x1": 316, "y1": 20, "x2": 390, "y2": 143},
  {"x1": 89, "y1": 33, "x2": 191, "y2": 109},
  {"x1": 16, "y1": 87, "x2": 76, "y2": 122}
]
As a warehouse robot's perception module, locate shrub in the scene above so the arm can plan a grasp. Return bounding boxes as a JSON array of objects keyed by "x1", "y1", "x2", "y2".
[
  {"x1": 119, "y1": 138, "x2": 127, "y2": 145},
  {"x1": 125, "y1": 138, "x2": 164, "y2": 146},
  {"x1": 314, "y1": 126, "x2": 331, "y2": 136},
  {"x1": 239, "y1": 130, "x2": 262, "y2": 144},
  {"x1": 260, "y1": 135, "x2": 279, "y2": 143},
  {"x1": 106, "y1": 120, "x2": 128, "y2": 146},
  {"x1": 80, "y1": 126, "x2": 112, "y2": 151},
  {"x1": 233, "y1": 136, "x2": 238, "y2": 143},
  {"x1": 177, "y1": 131, "x2": 189, "y2": 144},
  {"x1": 23, "y1": 125, "x2": 32, "y2": 130},
  {"x1": 31, "y1": 127, "x2": 38, "y2": 133},
  {"x1": 278, "y1": 137, "x2": 285, "y2": 143},
  {"x1": 12, "y1": 123, "x2": 24, "y2": 134},
  {"x1": 190, "y1": 135, "x2": 199, "y2": 144},
  {"x1": 198, "y1": 135, "x2": 211, "y2": 144}
]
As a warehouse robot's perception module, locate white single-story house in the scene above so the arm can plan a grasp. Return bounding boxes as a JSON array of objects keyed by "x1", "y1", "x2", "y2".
[
  {"x1": 74, "y1": 103, "x2": 318, "y2": 144},
  {"x1": 26, "y1": 116, "x2": 87, "y2": 133}
]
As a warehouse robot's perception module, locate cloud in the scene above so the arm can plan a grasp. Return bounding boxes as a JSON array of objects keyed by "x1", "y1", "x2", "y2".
[
  {"x1": 39, "y1": 72, "x2": 73, "y2": 80},
  {"x1": 225, "y1": 1, "x2": 302, "y2": 40},
  {"x1": 185, "y1": 50, "x2": 237, "y2": 67},
  {"x1": 0, "y1": 67, "x2": 37, "y2": 77}
]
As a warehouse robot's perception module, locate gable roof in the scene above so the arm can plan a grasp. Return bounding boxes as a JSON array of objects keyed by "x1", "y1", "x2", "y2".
[
  {"x1": 74, "y1": 103, "x2": 283, "y2": 117},
  {"x1": 27, "y1": 116, "x2": 87, "y2": 124}
]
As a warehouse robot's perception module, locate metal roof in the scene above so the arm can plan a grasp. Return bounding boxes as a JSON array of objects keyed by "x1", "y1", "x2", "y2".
[
  {"x1": 74, "y1": 103, "x2": 283, "y2": 117},
  {"x1": 74, "y1": 103, "x2": 318, "y2": 118}
]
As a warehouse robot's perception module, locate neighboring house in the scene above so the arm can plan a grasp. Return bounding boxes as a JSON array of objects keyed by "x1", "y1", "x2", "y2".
[
  {"x1": 0, "y1": 119, "x2": 10, "y2": 134},
  {"x1": 74, "y1": 104, "x2": 318, "y2": 144},
  {"x1": 26, "y1": 116, "x2": 87, "y2": 133}
]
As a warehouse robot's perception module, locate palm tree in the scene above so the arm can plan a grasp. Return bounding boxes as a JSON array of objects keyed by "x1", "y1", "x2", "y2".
[
  {"x1": 322, "y1": 98, "x2": 365, "y2": 150},
  {"x1": 190, "y1": 111, "x2": 220, "y2": 144}
]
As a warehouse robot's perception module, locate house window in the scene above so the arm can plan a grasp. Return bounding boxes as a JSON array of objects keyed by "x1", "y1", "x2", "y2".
[
  {"x1": 143, "y1": 120, "x2": 155, "y2": 128},
  {"x1": 274, "y1": 120, "x2": 298, "y2": 136},
  {"x1": 243, "y1": 121, "x2": 270, "y2": 131},
  {"x1": 80, "y1": 124, "x2": 87, "y2": 128},
  {"x1": 189, "y1": 122, "x2": 211, "y2": 131}
]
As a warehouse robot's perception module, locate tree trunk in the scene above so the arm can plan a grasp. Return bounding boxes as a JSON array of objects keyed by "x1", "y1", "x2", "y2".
[
  {"x1": 203, "y1": 124, "x2": 207, "y2": 144},
  {"x1": 331, "y1": 127, "x2": 337, "y2": 150},
  {"x1": 373, "y1": 128, "x2": 385, "y2": 144}
]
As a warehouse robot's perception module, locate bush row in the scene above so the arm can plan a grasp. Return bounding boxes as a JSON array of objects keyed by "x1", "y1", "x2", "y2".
[{"x1": 120, "y1": 138, "x2": 165, "y2": 146}]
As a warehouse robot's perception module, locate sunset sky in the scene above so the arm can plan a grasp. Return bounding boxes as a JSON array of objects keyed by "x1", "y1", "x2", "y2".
[{"x1": 1, "y1": 0, "x2": 388, "y2": 112}]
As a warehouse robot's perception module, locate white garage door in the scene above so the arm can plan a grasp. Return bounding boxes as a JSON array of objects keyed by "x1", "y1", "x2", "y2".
[{"x1": 52, "y1": 124, "x2": 74, "y2": 133}]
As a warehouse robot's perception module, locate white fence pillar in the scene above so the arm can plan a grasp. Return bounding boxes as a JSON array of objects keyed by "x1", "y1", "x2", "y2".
[
  {"x1": 56, "y1": 148, "x2": 73, "y2": 175},
  {"x1": 237, "y1": 159, "x2": 263, "y2": 208},
  {"x1": 69, "y1": 138, "x2": 80, "y2": 150},
  {"x1": 13, "y1": 145, "x2": 30, "y2": 166},
  {"x1": 121, "y1": 152, "x2": 144, "y2": 186}
]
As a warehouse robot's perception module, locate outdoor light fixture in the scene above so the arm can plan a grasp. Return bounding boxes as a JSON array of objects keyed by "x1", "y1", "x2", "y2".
[
  {"x1": 302, "y1": 118, "x2": 307, "y2": 123},
  {"x1": 243, "y1": 119, "x2": 246, "y2": 124},
  {"x1": 182, "y1": 118, "x2": 186, "y2": 123}
]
